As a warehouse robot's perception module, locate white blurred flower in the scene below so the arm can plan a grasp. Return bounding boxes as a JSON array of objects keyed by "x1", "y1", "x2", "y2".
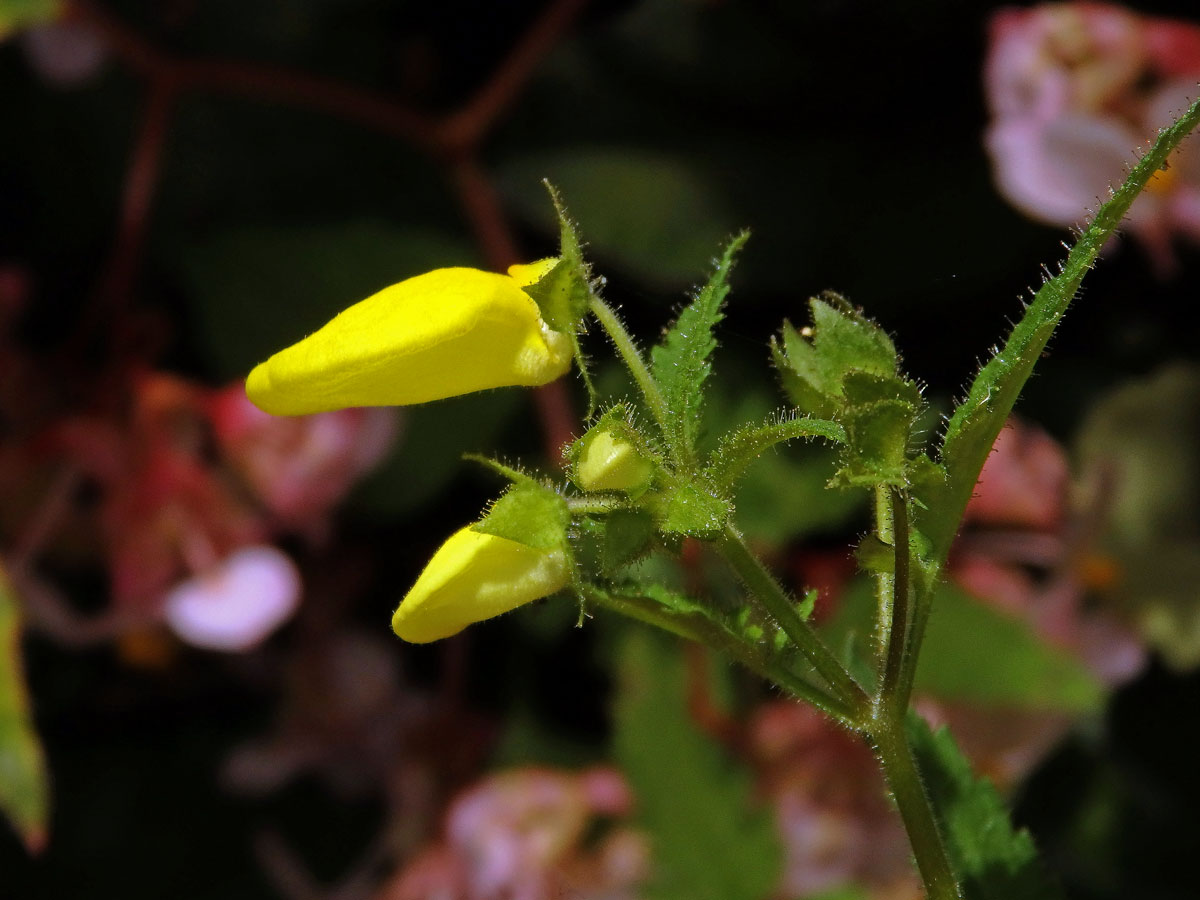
[
  {"x1": 21, "y1": 20, "x2": 107, "y2": 86},
  {"x1": 163, "y1": 545, "x2": 301, "y2": 651}
]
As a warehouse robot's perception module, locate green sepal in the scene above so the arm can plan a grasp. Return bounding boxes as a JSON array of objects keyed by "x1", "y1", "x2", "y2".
[
  {"x1": 522, "y1": 256, "x2": 590, "y2": 334},
  {"x1": 475, "y1": 481, "x2": 570, "y2": 552},
  {"x1": 833, "y1": 399, "x2": 917, "y2": 488},
  {"x1": 572, "y1": 509, "x2": 658, "y2": 578},
  {"x1": 773, "y1": 294, "x2": 900, "y2": 416},
  {"x1": 566, "y1": 405, "x2": 660, "y2": 497},
  {"x1": 855, "y1": 533, "x2": 895, "y2": 575},
  {"x1": 841, "y1": 371, "x2": 922, "y2": 409},
  {"x1": 654, "y1": 477, "x2": 733, "y2": 540}
]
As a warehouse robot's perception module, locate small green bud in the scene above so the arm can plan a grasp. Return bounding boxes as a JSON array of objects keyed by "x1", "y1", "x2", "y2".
[{"x1": 574, "y1": 429, "x2": 655, "y2": 495}]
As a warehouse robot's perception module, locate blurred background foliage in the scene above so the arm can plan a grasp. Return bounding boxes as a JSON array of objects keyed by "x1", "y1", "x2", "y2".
[{"x1": 4, "y1": 1, "x2": 1200, "y2": 898}]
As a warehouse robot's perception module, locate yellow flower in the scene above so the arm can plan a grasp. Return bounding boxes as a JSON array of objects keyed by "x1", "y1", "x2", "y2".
[
  {"x1": 246, "y1": 261, "x2": 572, "y2": 416},
  {"x1": 392, "y1": 526, "x2": 570, "y2": 643}
]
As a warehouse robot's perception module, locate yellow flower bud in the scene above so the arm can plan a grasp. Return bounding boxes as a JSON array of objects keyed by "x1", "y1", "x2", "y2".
[
  {"x1": 392, "y1": 526, "x2": 570, "y2": 643},
  {"x1": 574, "y1": 430, "x2": 655, "y2": 494},
  {"x1": 246, "y1": 264, "x2": 573, "y2": 416}
]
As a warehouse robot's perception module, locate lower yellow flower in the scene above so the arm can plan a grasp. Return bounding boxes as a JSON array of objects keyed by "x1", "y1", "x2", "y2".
[
  {"x1": 392, "y1": 526, "x2": 570, "y2": 643},
  {"x1": 246, "y1": 263, "x2": 573, "y2": 416}
]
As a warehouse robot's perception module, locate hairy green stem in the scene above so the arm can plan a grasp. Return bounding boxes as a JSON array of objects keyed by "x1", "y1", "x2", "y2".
[
  {"x1": 872, "y1": 718, "x2": 962, "y2": 900},
  {"x1": 587, "y1": 294, "x2": 673, "y2": 438},
  {"x1": 566, "y1": 495, "x2": 628, "y2": 515},
  {"x1": 897, "y1": 576, "x2": 934, "y2": 717},
  {"x1": 586, "y1": 588, "x2": 857, "y2": 721},
  {"x1": 880, "y1": 486, "x2": 912, "y2": 714},
  {"x1": 716, "y1": 524, "x2": 869, "y2": 722},
  {"x1": 873, "y1": 485, "x2": 896, "y2": 679}
]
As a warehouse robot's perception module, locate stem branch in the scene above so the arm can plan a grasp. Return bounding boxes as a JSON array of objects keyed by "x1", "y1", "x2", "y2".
[
  {"x1": 716, "y1": 524, "x2": 868, "y2": 722},
  {"x1": 587, "y1": 294, "x2": 673, "y2": 436},
  {"x1": 881, "y1": 486, "x2": 911, "y2": 713},
  {"x1": 587, "y1": 588, "x2": 856, "y2": 722}
]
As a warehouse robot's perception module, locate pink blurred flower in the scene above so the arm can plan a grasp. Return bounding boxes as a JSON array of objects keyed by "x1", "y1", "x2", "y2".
[
  {"x1": 943, "y1": 416, "x2": 1145, "y2": 783},
  {"x1": 380, "y1": 767, "x2": 647, "y2": 900},
  {"x1": 36, "y1": 371, "x2": 393, "y2": 651},
  {"x1": 985, "y1": 3, "x2": 1200, "y2": 272},
  {"x1": 53, "y1": 373, "x2": 268, "y2": 617},
  {"x1": 209, "y1": 383, "x2": 399, "y2": 536},
  {"x1": 965, "y1": 417, "x2": 1070, "y2": 530},
  {"x1": 957, "y1": 416, "x2": 1145, "y2": 687}
]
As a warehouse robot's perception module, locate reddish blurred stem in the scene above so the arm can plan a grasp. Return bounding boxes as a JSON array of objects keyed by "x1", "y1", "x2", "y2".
[
  {"x1": 94, "y1": 75, "x2": 176, "y2": 318},
  {"x1": 7, "y1": 466, "x2": 83, "y2": 576},
  {"x1": 432, "y1": 0, "x2": 589, "y2": 151},
  {"x1": 446, "y1": 155, "x2": 521, "y2": 269}
]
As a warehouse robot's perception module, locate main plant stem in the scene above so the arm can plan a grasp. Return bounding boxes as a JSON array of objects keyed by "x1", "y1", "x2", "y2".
[
  {"x1": 871, "y1": 716, "x2": 962, "y2": 900},
  {"x1": 872, "y1": 486, "x2": 960, "y2": 898}
]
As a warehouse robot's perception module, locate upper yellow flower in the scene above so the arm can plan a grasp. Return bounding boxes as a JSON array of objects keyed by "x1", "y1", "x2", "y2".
[
  {"x1": 246, "y1": 261, "x2": 572, "y2": 416},
  {"x1": 392, "y1": 526, "x2": 570, "y2": 643}
]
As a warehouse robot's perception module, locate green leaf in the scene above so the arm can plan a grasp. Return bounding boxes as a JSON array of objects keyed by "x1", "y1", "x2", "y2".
[
  {"x1": 823, "y1": 579, "x2": 1103, "y2": 712},
  {"x1": 907, "y1": 713, "x2": 1065, "y2": 900},
  {"x1": 0, "y1": 565, "x2": 50, "y2": 854},
  {"x1": 475, "y1": 482, "x2": 569, "y2": 552},
  {"x1": 650, "y1": 232, "x2": 749, "y2": 459},
  {"x1": 0, "y1": 0, "x2": 58, "y2": 36},
  {"x1": 707, "y1": 413, "x2": 845, "y2": 489},
  {"x1": 915, "y1": 584, "x2": 1102, "y2": 713},
  {"x1": 613, "y1": 628, "x2": 780, "y2": 900},
  {"x1": 802, "y1": 889, "x2": 871, "y2": 900},
  {"x1": 922, "y1": 96, "x2": 1200, "y2": 566},
  {"x1": 834, "y1": 399, "x2": 918, "y2": 488}
]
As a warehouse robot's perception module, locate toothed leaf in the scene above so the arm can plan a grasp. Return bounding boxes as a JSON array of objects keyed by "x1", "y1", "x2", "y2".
[
  {"x1": 651, "y1": 232, "x2": 749, "y2": 456},
  {"x1": 908, "y1": 713, "x2": 1066, "y2": 900},
  {"x1": 920, "y1": 97, "x2": 1200, "y2": 565},
  {"x1": 614, "y1": 629, "x2": 781, "y2": 900}
]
